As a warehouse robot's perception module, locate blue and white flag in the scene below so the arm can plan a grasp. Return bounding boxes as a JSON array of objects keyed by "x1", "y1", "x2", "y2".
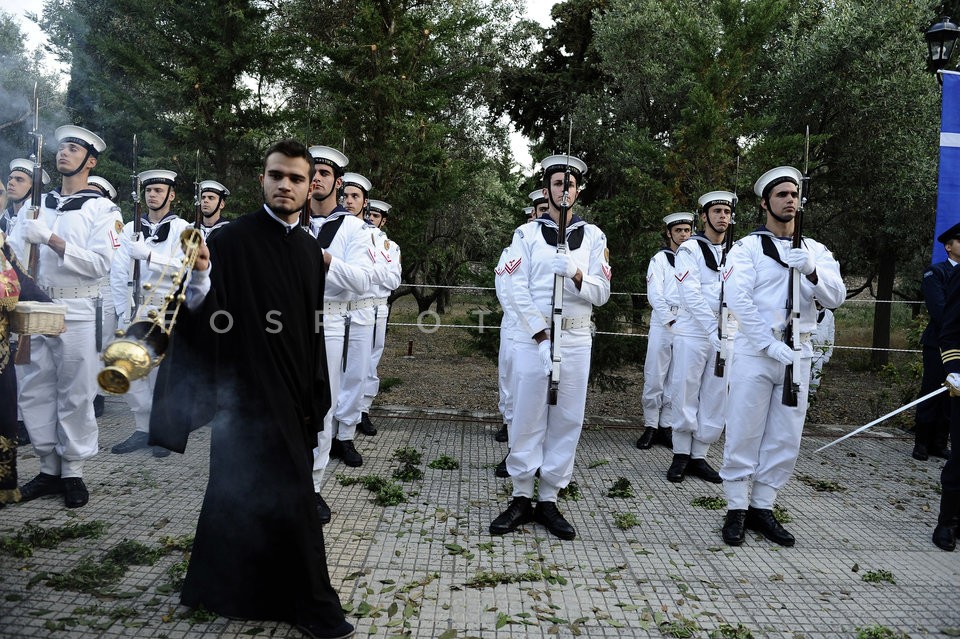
[{"x1": 933, "y1": 71, "x2": 960, "y2": 264}]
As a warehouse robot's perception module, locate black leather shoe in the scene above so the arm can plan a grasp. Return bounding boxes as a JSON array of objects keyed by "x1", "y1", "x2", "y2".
[
  {"x1": 534, "y1": 501, "x2": 576, "y2": 540},
  {"x1": 338, "y1": 439, "x2": 363, "y2": 467},
  {"x1": 933, "y1": 523, "x2": 956, "y2": 551},
  {"x1": 93, "y1": 394, "x2": 105, "y2": 418},
  {"x1": 329, "y1": 438, "x2": 343, "y2": 459},
  {"x1": 358, "y1": 413, "x2": 378, "y2": 436},
  {"x1": 16, "y1": 421, "x2": 30, "y2": 446},
  {"x1": 636, "y1": 427, "x2": 656, "y2": 450},
  {"x1": 295, "y1": 619, "x2": 355, "y2": 639},
  {"x1": 929, "y1": 446, "x2": 951, "y2": 460},
  {"x1": 489, "y1": 496, "x2": 533, "y2": 535},
  {"x1": 19, "y1": 473, "x2": 64, "y2": 502},
  {"x1": 495, "y1": 423, "x2": 509, "y2": 443},
  {"x1": 667, "y1": 453, "x2": 690, "y2": 483},
  {"x1": 495, "y1": 455, "x2": 510, "y2": 478},
  {"x1": 722, "y1": 509, "x2": 746, "y2": 546},
  {"x1": 316, "y1": 493, "x2": 331, "y2": 525},
  {"x1": 62, "y1": 477, "x2": 89, "y2": 508},
  {"x1": 912, "y1": 443, "x2": 929, "y2": 461},
  {"x1": 111, "y1": 431, "x2": 150, "y2": 454},
  {"x1": 687, "y1": 458, "x2": 722, "y2": 483},
  {"x1": 152, "y1": 446, "x2": 171, "y2": 458},
  {"x1": 745, "y1": 506, "x2": 795, "y2": 546},
  {"x1": 657, "y1": 427, "x2": 674, "y2": 448}
]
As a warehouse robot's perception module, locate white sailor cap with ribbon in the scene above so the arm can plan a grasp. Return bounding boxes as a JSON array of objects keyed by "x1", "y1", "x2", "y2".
[
  {"x1": 523, "y1": 206, "x2": 534, "y2": 218},
  {"x1": 368, "y1": 199, "x2": 392, "y2": 215},
  {"x1": 539, "y1": 154, "x2": 588, "y2": 182},
  {"x1": 199, "y1": 180, "x2": 230, "y2": 197},
  {"x1": 697, "y1": 190, "x2": 735, "y2": 211},
  {"x1": 663, "y1": 211, "x2": 695, "y2": 228},
  {"x1": 342, "y1": 172, "x2": 372, "y2": 195},
  {"x1": 54, "y1": 125, "x2": 106, "y2": 155},
  {"x1": 308, "y1": 146, "x2": 349, "y2": 172},
  {"x1": 138, "y1": 169, "x2": 177, "y2": 187},
  {"x1": 528, "y1": 189, "x2": 547, "y2": 205},
  {"x1": 9, "y1": 158, "x2": 51, "y2": 185},
  {"x1": 88, "y1": 176, "x2": 117, "y2": 199},
  {"x1": 753, "y1": 166, "x2": 802, "y2": 200}
]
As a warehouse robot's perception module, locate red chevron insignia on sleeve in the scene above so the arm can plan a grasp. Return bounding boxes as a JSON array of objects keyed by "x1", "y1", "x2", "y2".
[
  {"x1": 602, "y1": 264, "x2": 612, "y2": 281},
  {"x1": 504, "y1": 258, "x2": 521, "y2": 274}
]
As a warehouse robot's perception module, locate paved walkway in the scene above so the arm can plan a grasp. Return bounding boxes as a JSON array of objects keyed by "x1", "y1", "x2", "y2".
[{"x1": 0, "y1": 399, "x2": 957, "y2": 639}]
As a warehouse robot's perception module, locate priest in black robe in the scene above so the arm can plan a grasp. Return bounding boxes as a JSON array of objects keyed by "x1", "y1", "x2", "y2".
[{"x1": 150, "y1": 139, "x2": 354, "y2": 639}]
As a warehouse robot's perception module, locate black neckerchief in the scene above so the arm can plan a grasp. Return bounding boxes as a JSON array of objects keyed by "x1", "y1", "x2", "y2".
[
  {"x1": 142, "y1": 212, "x2": 180, "y2": 243},
  {"x1": 690, "y1": 233, "x2": 722, "y2": 272},
  {"x1": 315, "y1": 206, "x2": 351, "y2": 249},
  {"x1": 750, "y1": 226, "x2": 798, "y2": 269},
  {"x1": 44, "y1": 189, "x2": 102, "y2": 212},
  {"x1": 658, "y1": 246, "x2": 676, "y2": 268},
  {"x1": 537, "y1": 216, "x2": 586, "y2": 250}
]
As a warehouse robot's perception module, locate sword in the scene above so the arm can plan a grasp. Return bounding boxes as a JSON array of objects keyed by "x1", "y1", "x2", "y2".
[
  {"x1": 341, "y1": 314, "x2": 351, "y2": 372},
  {"x1": 95, "y1": 295, "x2": 103, "y2": 352},
  {"x1": 815, "y1": 385, "x2": 948, "y2": 452}
]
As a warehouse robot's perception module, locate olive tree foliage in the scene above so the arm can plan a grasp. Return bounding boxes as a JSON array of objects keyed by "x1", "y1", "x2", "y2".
[
  {"x1": 754, "y1": 0, "x2": 940, "y2": 365},
  {"x1": 270, "y1": 0, "x2": 531, "y2": 313}
]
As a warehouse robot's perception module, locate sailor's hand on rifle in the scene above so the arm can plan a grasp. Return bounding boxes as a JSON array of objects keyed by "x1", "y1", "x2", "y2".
[
  {"x1": 709, "y1": 333, "x2": 722, "y2": 353},
  {"x1": 552, "y1": 254, "x2": 578, "y2": 278},
  {"x1": 537, "y1": 340, "x2": 553, "y2": 376},
  {"x1": 785, "y1": 247, "x2": 815, "y2": 275},
  {"x1": 765, "y1": 341, "x2": 794, "y2": 365},
  {"x1": 946, "y1": 372, "x2": 960, "y2": 397},
  {"x1": 21, "y1": 219, "x2": 52, "y2": 245},
  {"x1": 126, "y1": 236, "x2": 151, "y2": 261}
]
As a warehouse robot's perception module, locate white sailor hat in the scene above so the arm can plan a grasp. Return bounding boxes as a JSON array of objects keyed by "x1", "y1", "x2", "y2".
[
  {"x1": 539, "y1": 154, "x2": 588, "y2": 181},
  {"x1": 697, "y1": 190, "x2": 736, "y2": 211},
  {"x1": 342, "y1": 172, "x2": 372, "y2": 194},
  {"x1": 663, "y1": 211, "x2": 695, "y2": 228},
  {"x1": 8, "y1": 158, "x2": 51, "y2": 185},
  {"x1": 523, "y1": 206, "x2": 534, "y2": 217},
  {"x1": 368, "y1": 199, "x2": 392, "y2": 215},
  {"x1": 199, "y1": 180, "x2": 230, "y2": 196},
  {"x1": 528, "y1": 189, "x2": 547, "y2": 205},
  {"x1": 753, "y1": 166, "x2": 802, "y2": 199},
  {"x1": 308, "y1": 145, "x2": 349, "y2": 171},
  {"x1": 54, "y1": 125, "x2": 106, "y2": 155},
  {"x1": 88, "y1": 176, "x2": 117, "y2": 199},
  {"x1": 138, "y1": 169, "x2": 177, "y2": 187}
]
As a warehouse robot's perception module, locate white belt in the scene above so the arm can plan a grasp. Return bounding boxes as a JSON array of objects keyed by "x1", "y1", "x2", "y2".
[
  {"x1": 353, "y1": 297, "x2": 380, "y2": 311},
  {"x1": 324, "y1": 301, "x2": 351, "y2": 315},
  {"x1": 372, "y1": 296, "x2": 388, "y2": 306},
  {"x1": 42, "y1": 284, "x2": 100, "y2": 299},
  {"x1": 773, "y1": 329, "x2": 812, "y2": 342},
  {"x1": 544, "y1": 315, "x2": 592, "y2": 330}
]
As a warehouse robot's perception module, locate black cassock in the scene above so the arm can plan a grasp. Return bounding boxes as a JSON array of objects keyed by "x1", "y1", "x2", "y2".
[{"x1": 150, "y1": 207, "x2": 344, "y2": 628}]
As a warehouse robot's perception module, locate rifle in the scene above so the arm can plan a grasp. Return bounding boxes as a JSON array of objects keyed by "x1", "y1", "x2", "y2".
[
  {"x1": 193, "y1": 150, "x2": 201, "y2": 230},
  {"x1": 547, "y1": 120, "x2": 574, "y2": 406},
  {"x1": 129, "y1": 135, "x2": 143, "y2": 318},
  {"x1": 714, "y1": 155, "x2": 739, "y2": 377},
  {"x1": 13, "y1": 83, "x2": 44, "y2": 366},
  {"x1": 781, "y1": 127, "x2": 810, "y2": 407}
]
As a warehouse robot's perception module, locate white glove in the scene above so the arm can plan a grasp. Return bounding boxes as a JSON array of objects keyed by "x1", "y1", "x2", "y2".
[
  {"x1": 765, "y1": 341, "x2": 795, "y2": 365},
  {"x1": 785, "y1": 247, "x2": 815, "y2": 275},
  {"x1": 21, "y1": 219, "x2": 52, "y2": 245},
  {"x1": 552, "y1": 254, "x2": 578, "y2": 278},
  {"x1": 709, "y1": 333, "x2": 722, "y2": 353},
  {"x1": 116, "y1": 313, "x2": 130, "y2": 331},
  {"x1": 126, "y1": 236, "x2": 152, "y2": 261},
  {"x1": 947, "y1": 372, "x2": 960, "y2": 397},
  {"x1": 537, "y1": 340, "x2": 553, "y2": 376}
]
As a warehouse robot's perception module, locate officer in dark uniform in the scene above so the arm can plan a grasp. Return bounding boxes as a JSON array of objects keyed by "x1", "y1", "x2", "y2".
[{"x1": 915, "y1": 224, "x2": 959, "y2": 461}]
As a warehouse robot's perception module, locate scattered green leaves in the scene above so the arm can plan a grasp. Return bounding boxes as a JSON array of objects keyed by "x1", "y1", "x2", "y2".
[
  {"x1": 691, "y1": 496, "x2": 727, "y2": 510},
  {"x1": 428, "y1": 455, "x2": 460, "y2": 470},
  {"x1": 772, "y1": 504, "x2": 792, "y2": 524},
  {"x1": 587, "y1": 459, "x2": 609, "y2": 469},
  {"x1": 709, "y1": 623, "x2": 755, "y2": 639},
  {"x1": 0, "y1": 520, "x2": 108, "y2": 558},
  {"x1": 558, "y1": 481, "x2": 582, "y2": 501},
  {"x1": 607, "y1": 477, "x2": 635, "y2": 498},
  {"x1": 861, "y1": 570, "x2": 896, "y2": 585},
  {"x1": 797, "y1": 474, "x2": 846, "y2": 492},
  {"x1": 855, "y1": 624, "x2": 911, "y2": 639},
  {"x1": 613, "y1": 513, "x2": 640, "y2": 530},
  {"x1": 392, "y1": 447, "x2": 422, "y2": 466}
]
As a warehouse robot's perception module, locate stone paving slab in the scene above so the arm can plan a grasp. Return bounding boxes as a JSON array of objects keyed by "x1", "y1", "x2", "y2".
[{"x1": 0, "y1": 397, "x2": 957, "y2": 638}]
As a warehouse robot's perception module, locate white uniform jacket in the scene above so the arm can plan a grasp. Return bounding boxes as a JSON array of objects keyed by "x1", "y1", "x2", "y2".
[
  {"x1": 353, "y1": 226, "x2": 399, "y2": 326},
  {"x1": 646, "y1": 248, "x2": 680, "y2": 328},
  {"x1": 8, "y1": 189, "x2": 123, "y2": 320},
  {"x1": 111, "y1": 214, "x2": 192, "y2": 320},
  {"x1": 310, "y1": 209, "x2": 373, "y2": 308},
  {"x1": 500, "y1": 216, "x2": 611, "y2": 345},
  {"x1": 723, "y1": 230, "x2": 845, "y2": 358},
  {"x1": 674, "y1": 234, "x2": 723, "y2": 339},
  {"x1": 495, "y1": 245, "x2": 520, "y2": 339}
]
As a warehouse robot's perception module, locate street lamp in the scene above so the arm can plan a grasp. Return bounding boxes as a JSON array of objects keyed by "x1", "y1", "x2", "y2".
[{"x1": 925, "y1": 16, "x2": 960, "y2": 80}]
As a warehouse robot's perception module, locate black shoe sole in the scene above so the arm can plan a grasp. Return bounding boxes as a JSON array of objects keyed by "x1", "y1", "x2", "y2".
[{"x1": 722, "y1": 535, "x2": 744, "y2": 546}]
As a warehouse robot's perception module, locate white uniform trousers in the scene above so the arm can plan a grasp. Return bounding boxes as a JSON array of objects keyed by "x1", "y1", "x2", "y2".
[
  {"x1": 720, "y1": 352, "x2": 811, "y2": 510},
  {"x1": 16, "y1": 319, "x2": 99, "y2": 478},
  {"x1": 809, "y1": 352, "x2": 826, "y2": 392},
  {"x1": 334, "y1": 321, "x2": 373, "y2": 440},
  {"x1": 360, "y1": 307, "x2": 389, "y2": 414},
  {"x1": 668, "y1": 333, "x2": 727, "y2": 458},
  {"x1": 497, "y1": 332, "x2": 516, "y2": 425},
  {"x1": 123, "y1": 366, "x2": 160, "y2": 433},
  {"x1": 641, "y1": 322, "x2": 675, "y2": 429},
  {"x1": 312, "y1": 330, "x2": 344, "y2": 492},
  {"x1": 506, "y1": 337, "x2": 591, "y2": 502}
]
